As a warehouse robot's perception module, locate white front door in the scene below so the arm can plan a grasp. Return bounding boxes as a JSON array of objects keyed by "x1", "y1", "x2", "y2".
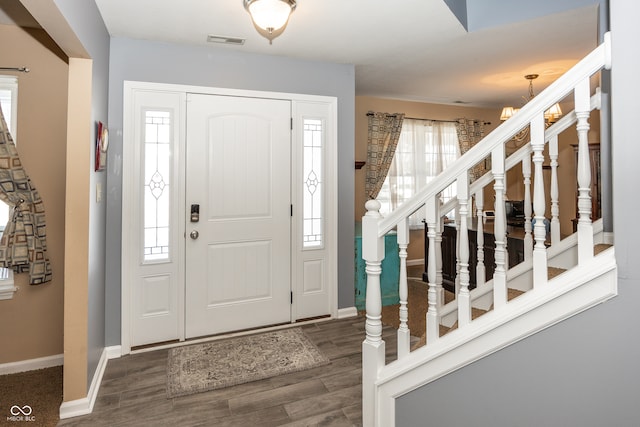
[
  {"x1": 123, "y1": 83, "x2": 337, "y2": 352},
  {"x1": 184, "y1": 94, "x2": 292, "y2": 338}
]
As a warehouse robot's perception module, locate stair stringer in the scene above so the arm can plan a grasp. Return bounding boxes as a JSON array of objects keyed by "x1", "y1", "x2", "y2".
[
  {"x1": 373, "y1": 247, "x2": 617, "y2": 427},
  {"x1": 439, "y1": 219, "x2": 605, "y2": 327}
]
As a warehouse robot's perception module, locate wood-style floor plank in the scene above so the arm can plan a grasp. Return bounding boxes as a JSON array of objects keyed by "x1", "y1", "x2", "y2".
[{"x1": 57, "y1": 316, "x2": 394, "y2": 426}]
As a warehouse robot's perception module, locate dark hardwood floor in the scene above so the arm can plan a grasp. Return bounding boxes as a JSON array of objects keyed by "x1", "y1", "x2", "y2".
[{"x1": 57, "y1": 316, "x2": 398, "y2": 427}]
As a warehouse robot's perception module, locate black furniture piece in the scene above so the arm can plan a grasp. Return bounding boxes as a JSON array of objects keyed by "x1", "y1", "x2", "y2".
[{"x1": 423, "y1": 221, "x2": 525, "y2": 293}]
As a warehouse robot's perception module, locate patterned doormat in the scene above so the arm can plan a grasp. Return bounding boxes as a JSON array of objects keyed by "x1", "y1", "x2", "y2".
[{"x1": 166, "y1": 328, "x2": 330, "y2": 398}]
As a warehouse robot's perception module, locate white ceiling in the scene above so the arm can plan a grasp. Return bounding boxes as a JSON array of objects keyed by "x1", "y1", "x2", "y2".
[{"x1": 2, "y1": 0, "x2": 600, "y2": 108}]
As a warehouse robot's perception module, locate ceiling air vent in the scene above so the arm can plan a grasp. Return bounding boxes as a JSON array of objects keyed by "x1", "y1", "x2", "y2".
[{"x1": 207, "y1": 35, "x2": 246, "y2": 45}]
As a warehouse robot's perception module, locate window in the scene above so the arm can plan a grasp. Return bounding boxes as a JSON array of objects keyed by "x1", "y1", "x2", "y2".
[
  {"x1": 303, "y1": 118, "x2": 324, "y2": 248},
  {"x1": 377, "y1": 119, "x2": 460, "y2": 227},
  {"x1": 0, "y1": 75, "x2": 17, "y2": 299},
  {"x1": 0, "y1": 76, "x2": 18, "y2": 232},
  {"x1": 0, "y1": 76, "x2": 18, "y2": 138},
  {"x1": 143, "y1": 110, "x2": 172, "y2": 262}
]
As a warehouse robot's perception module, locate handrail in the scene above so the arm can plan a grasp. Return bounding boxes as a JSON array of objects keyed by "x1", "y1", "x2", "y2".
[{"x1": 377, "y1": 34, "x2": 610, "y2": 237}]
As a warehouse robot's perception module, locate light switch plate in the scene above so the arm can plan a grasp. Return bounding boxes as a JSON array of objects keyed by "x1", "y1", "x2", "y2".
[{"x1": 96, "y1": 182, "x2": 103, "y2": 203}]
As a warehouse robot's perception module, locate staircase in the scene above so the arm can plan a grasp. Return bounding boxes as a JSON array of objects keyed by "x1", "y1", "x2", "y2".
[{"x1": 361, "y1": 33, "x2": 617, "y2": 427}]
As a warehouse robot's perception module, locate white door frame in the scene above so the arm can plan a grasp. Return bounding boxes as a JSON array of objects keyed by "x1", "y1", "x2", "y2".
[{"x1": 121, "y1": 81, "x2": 338, "y2": 354}]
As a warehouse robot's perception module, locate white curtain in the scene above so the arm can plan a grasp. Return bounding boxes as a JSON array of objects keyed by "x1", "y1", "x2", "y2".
[{"x1": 378, "y1": 119, "x2": 460, "y2": 227}]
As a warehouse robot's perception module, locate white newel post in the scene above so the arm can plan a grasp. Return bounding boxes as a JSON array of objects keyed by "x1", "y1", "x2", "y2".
[
  {"x1": 425, "y1": 198, "x2": 440, "y2": 345},
  {"x1": 575, "y1": 78, "x2": 594, "y2": 264},
  {"x1": 362, "y1": 200, "x2": 385, "y2": 427},
  {"x1": 397, "y1": 218, "x2": 410, "y2": 359},
  {"x1": 492, "y1": 144, "x2": 508, "y2": 309},
  {"x1": 531, "y1": 113, "x2": 549, "y2": 288},
  {"x1": 457, "y1": 172, "x2": 471, "y2": 327},
  {"x1": 475, "y1": 191, "x2": 485, "y2": 288},
  {"x1": 549, "y1": 135, "x2": 561, "y2": 245},
  {"x1": 522, "y1": 152, "x2": 534, "y2": 260}
]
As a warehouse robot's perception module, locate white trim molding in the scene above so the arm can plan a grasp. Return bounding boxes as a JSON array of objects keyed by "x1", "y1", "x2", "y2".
[
  {"x1": 59, "y1": 347, "x2": 109, "y2": 419},
  {"x1": 603, "y1": 231, "x2": 614, "y2": 245},
  {"x1": 105, "y1": 345, "x2": 122, "y2": 360},
  {"x1": 0, "y1": 353, "x2": 63, "y2": 375},
  {"x1": 337, "y1": 306, "x2": 358, "y2": 319},
  {"x1": 0, "y1": 279, "x2": 16, "y2": 300}
]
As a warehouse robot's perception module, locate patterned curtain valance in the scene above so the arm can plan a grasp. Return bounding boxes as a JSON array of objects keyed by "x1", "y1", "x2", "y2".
[
  {"x1": 0, "y1": 105, "x2": 52, "y2": 284},
  {"x1": 365, "y1": 112, "x2": 405, "y2": 200},
  {"x1": 455, "y1": 118, "x2": 486, "y2": 182}
]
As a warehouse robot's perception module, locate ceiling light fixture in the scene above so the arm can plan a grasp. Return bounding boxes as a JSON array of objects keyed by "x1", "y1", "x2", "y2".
[
  {"x1": 500, "y1": 74, "x2": 563, "y2": 143},
  {"x1": 244, "y1": 0, "x2": 296, "y2": 45}
]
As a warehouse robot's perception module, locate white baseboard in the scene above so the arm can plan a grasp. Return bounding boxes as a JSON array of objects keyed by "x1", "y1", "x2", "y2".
[
  {"x1": 105, "y1": 345, "x2": 122, "y2": 360},
  {"x1": 59, "y1": 347, "x2": 109, "y2": 420},
  {"x1": 0, "y1": 354, "x2": 63, "y2": 375},
  {"x1": 337, "y1": 306, "x2": 358, "y2": 319},
  {"x1": 406, "y1": 259, "x2": 424, "y2": 267},
  {"x1": 603, "y1": 231, "x2": 614, "y2": 245}
]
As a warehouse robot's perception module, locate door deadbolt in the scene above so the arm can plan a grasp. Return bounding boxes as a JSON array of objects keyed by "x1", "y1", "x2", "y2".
[
  {"x1": 190, "y1": 204, "x2": 200, "y2": 222},
  {"x1": 190, "y1": 230, "x2": 199, "y2": 240}
]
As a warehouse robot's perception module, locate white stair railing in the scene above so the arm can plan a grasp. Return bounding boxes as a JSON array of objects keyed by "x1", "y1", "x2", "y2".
[
  {"x1": 362, "y1": 32, "x2": 611, "y2": 427},
  {"x1": 435, "y1": 89, "x2": 602, "y2": 323}
]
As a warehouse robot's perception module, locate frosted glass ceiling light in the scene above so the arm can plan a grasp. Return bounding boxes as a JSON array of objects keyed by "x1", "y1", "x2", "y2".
[{"x1": 244, "y1": 0, "x2": 296, "y2": 44}]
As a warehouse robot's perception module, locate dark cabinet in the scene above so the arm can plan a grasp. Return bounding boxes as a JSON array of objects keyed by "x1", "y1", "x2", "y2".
[{"x1": 423, "y1": 222, "x2": 525, "y2": 293}]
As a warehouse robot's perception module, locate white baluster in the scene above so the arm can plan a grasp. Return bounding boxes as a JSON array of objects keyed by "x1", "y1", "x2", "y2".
[
  {"x1": 397, "y1": 218, "x2": 410, "y2": 359},
  {"x1": 522, "y1": 151, "x2": 533, "y2": 260},
  {"x1": 435, "y1": 214, "x2": 444, "y2": 308},
  {"x1": 492, "y1": 144, "x2": 508, "y2": 309},
  {"x1": 425, "y1": 198, "x2": 440, "y2": 345},
  {"x1": 362, "y1": 200, "x2": 385, "y2": 427},
  {"x1": 575, "y1": 78, "x2": 594, "y2": 264},
  {"x1": 454, "y1": 205, "x2": 460, "y2": 297},
  {"x1": 531, "y1": 113, "x2": 549, "y2": 288},
  {"x1": 549, "y1": 135, "x2": 561, "y2": 245},
  {"x1": 475, "y1": 191, "x2": 485, "y2": 288},
  {"x1": 457, "y1": 172, "x2": 471, "y2": 327},
  {"x1": 503, "y1": 161, "x2": 509, "y2": 269}
]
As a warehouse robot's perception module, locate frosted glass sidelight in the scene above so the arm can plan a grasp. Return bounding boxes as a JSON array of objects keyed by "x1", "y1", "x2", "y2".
[
  {"x1": 143, "y1": 110, "x2": 171, "y2": 262},
  {"x1": 303, "y1": 119, "x2": 323, "y2": 248}
]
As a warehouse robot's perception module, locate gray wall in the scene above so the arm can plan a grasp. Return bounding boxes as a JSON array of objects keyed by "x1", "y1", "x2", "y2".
[
  {"x1": 53, "y1": 0, "x2": 110, "y2": 390},
  {"x1": 445, "y1": 0, "x2": 606, "y2": 32},
  {"x1": 105, "y1": 37, "x2": 356, "y2": 346},
  {"x1": 397, "y1": 2, "x2": 640, "y2": 426}
]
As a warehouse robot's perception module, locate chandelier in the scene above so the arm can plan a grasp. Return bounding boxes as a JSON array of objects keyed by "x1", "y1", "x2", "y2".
[
  {"x1": 500, "y1": 74, "x2": 563, "y2": 143},
  {"x1": 244, "y1": 0, "x2": 297, "y2": 44}
]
